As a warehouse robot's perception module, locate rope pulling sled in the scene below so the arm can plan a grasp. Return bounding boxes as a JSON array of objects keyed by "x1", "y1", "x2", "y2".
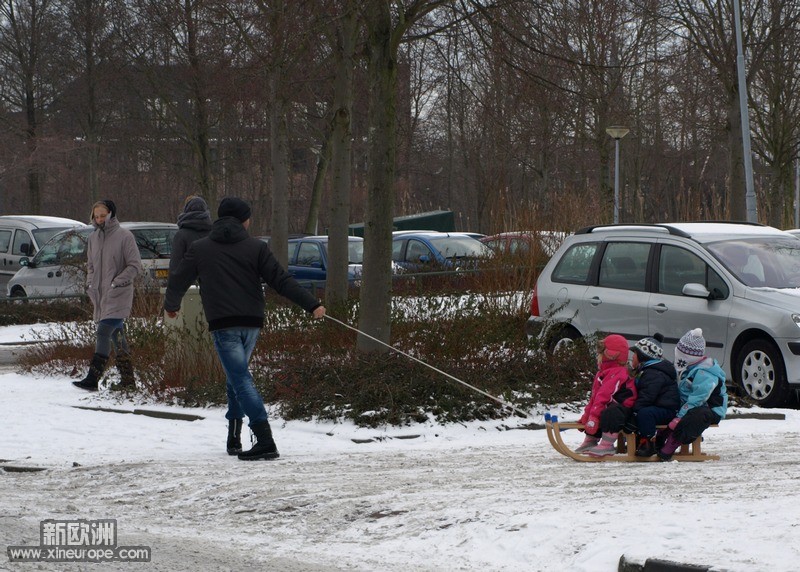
[{"x1": 325, "y1": 316, "x2": 720, "y2": 462}]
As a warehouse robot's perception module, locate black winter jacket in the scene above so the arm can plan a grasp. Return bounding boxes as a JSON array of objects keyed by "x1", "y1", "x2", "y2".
[
  {"x1": 164, "y1": 217, "x2": 320, "y2": 331},
  {"x1": 168, "y1": 218, "x2": 212, "y2": 275},
  {"x1": 632, "y1": 359, "x2": 680, "y2": 413}
]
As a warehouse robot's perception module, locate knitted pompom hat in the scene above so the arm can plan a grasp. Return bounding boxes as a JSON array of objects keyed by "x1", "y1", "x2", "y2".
[
  {"x1": 675, "y1": 328, "x2": 706, "y2": 371},
  {"x1": 632, "y1": 332, "x2": 664, "y2": 362}
]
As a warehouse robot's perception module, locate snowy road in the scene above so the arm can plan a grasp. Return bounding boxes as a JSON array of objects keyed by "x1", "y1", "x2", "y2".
[{"x1": 2, "y1": 367, "x2": 800, "y2": 571}]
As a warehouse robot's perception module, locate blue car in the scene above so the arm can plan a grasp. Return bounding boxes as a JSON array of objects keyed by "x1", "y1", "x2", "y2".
[
  {"x1": 391, "y1": 231, "x2": 493, "y2": 272},
  {"x1": 280, "y1": 235, "x2": 363, "y2": 287}
]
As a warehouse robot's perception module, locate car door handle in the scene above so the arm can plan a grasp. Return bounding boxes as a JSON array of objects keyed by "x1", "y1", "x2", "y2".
[
  {"x1": 589, "y1": 296, "x2": 602, "y2": 306},
  {"x1": 652, "y1": 303, "x2": 668, "y2": 313}
]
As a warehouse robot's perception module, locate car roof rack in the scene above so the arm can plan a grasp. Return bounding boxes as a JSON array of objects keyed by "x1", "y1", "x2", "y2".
[
  {"x1": 575, "y1": 221, "x2": 768, "y2": 238},
  {"x1": 575, "y1": 223, "x2": 692, "y2": 237}
]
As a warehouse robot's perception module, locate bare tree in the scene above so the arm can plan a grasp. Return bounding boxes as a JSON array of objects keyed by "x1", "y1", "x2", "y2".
[
  {"x1": 0, "y1": 0, "x2": 62, "y2": 213},
  {"x1": 357, "y1": 0, "x2": 452, "y2": 352}
]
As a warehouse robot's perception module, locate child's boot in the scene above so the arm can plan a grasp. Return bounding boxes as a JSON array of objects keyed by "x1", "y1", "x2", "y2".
[
  {"x1": 657, "y1": 433, "x2": 682, "y2": 461},
  {"x1": 586, "y1": 432, "x2": 618, "y2": 457},
  {"x1": 575, "y1": 435, "x2": 600, "y2": 453},
  {"x1": 635, "y1": 436, "x2": 656, "y2": 457}
]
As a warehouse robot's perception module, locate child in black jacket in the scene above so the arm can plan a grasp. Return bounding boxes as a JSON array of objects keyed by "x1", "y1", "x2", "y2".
[{"x1": 628, "y1": 334, "x2": 680, "y2": 457}]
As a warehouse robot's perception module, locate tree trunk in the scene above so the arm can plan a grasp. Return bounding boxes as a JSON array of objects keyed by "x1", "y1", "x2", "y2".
[
  {"x1": 270, "y1": 72, "x2": 290, "y2": 268},
  {"x1": 358, "y1": 1, "x2": 396, "y2": 352},
  {"x1": 326, "y1": 4, "x2": 357, "y2": 309}
]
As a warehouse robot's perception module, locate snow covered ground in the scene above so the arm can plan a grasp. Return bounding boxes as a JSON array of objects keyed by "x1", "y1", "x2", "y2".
[{"x1": 2, "y1": 323, "x2": 800, "y2": 571}]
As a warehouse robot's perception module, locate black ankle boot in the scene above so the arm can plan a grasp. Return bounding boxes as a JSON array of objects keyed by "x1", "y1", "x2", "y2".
[
  {"x1": 73, "y1": 353, "x2": 108, "y2": 391},
  {"x1": 238, "y1": 420, "x2": 279, "y2": 461},
  {"x1": 227, "y1": 418, "x2": 243, "y2": 455},
  {"x1": 635, "y1": 437, "x2": 655, "y2": 457}
]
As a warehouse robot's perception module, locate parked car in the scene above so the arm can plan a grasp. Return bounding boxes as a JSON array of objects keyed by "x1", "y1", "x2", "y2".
[
  {"x1": 391, "y1": 231, "x2": 493, "y2": 272},
  {"x1": 0, "y1": 215, "x2": 84, "y2": 277},
  {"x1": 6, "y1": 222, "x2": 179, "y2": 298},
  {"x1": 281, "y1": 235, "x2": 364, "y2": 287},
  {"x1": 480, "y1": 231, "x2": 567, "y2": 259},
  {"x1": 527, "y1": 222, "x2": 800, "y2": 407}
]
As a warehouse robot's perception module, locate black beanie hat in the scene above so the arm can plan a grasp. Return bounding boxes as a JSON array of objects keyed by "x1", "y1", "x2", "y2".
[{"x1": 217, "y1": 197, "x2": 251, "y2": 222}]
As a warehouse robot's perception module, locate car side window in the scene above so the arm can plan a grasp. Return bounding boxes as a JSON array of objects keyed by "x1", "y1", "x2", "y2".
[
  {"x1": 509, "y1": 238, "x2": 529, "y2": 255},
  {"x1": 11, "y1": 230, "x2": 33, "y2": 256},
  {"x1": 392, "y1": 240, "x2": 404, "y2": 261},
  {"x1": 597, "y1": 242, "x2": 649, "y2": 291},
  {"x1": 551, "y1": 243, "x2": 599, "y2": 284},
  {"x1": 297, "y1": 242, "x2": 322, "y2": 266},
  {"x1": 406, "y1": 239, "x2": 431, "y2": 262},
  {"x1": 658, "y1": 245, "x2": 727, "y2": 297},
  {"x1": 0, "y1": 229, "x2": 12, "y2": 253}
]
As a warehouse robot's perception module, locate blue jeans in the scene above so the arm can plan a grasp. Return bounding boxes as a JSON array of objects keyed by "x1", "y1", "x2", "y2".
[
  {"x1": 211, "y1": 327, "x2": 267, "y2": 427},
  {"x1": 95, "y1": 319, "x2": 129, "y2": 358}
]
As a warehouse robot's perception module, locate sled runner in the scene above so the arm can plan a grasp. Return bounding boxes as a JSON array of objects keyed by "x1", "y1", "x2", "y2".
[{"x1": 544, "y1": 414, "x2": 719, "y2": 462}]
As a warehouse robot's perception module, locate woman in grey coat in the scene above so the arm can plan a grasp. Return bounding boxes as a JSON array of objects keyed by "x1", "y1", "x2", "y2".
[{"x1": 73, "y1": 200, "x2": 142, "y2": 391}]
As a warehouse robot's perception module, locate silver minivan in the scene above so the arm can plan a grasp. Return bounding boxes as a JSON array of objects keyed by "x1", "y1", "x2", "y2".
[
  {"x1": 7, "y1": 222, "x2": 178, "y2": 298},
  {"x1": 0, "y1": 215, "x2": 84, "y2": 276},
  {"x1": 527, "y1": 222, "x2": 800, "y2": 407}
]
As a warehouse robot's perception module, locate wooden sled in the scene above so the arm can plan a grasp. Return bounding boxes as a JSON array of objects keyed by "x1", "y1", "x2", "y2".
[{"x1": 544, "y1": 413, "x2": 719, "y2": 462}]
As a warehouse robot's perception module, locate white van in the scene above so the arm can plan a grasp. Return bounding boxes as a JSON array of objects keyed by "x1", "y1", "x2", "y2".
[
  {"x1": 6, "y1": 222, "x2": 179, "y2": 298},
  {"x1": 0, "y1": 215, "x2": 85, "y2": 276}
]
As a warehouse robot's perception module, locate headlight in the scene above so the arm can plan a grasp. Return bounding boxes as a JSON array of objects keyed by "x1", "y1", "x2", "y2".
[{"x1": 792, "y1": 314, "x2": 800, "y2": 328}]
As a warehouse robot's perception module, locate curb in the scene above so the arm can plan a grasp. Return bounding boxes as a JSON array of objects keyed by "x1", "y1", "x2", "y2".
[{"x1": 619, "y1": 555, "x2": 728, "y2": 571}]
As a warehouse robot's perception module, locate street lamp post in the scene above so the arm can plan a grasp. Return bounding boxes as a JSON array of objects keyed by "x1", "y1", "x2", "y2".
[{"x1": 606, "y1": 126, "x2": 629, "y2": 224}]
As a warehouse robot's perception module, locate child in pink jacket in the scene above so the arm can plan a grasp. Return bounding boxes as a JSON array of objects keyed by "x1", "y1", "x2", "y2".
[{"x1": 576, "y1": 334, "x2": 637, "y2": 457}]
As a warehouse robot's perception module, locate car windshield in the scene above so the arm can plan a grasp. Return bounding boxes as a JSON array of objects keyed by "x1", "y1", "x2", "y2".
[
  {"x1": 31, "y1": 228, "x2": 90, "y2": 266},
  {"x1": 135, "y1": 228, "x2": 177, "y2": 259},
  {"x1": 707, "y1": 237, "x2": 800, "y2": 288},
  {"x1": 321, "y1": 241, "x2": 364, "y2": 264},
  {"x1": 32, "y1": 227, "x2": 75, "y2": 246},
  {"x1": 428, "y1": 236, "x2": 493, "y2": 258}
]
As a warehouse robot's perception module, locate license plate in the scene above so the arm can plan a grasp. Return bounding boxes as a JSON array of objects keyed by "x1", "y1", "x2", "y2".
[{"x1": 155, "y1": 269, "x2": 169, "y2": 279}]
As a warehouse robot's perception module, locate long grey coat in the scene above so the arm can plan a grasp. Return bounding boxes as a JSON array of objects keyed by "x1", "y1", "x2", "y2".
[{"x1": 87, "y1": 216, "x2": 142, "y2": 322}]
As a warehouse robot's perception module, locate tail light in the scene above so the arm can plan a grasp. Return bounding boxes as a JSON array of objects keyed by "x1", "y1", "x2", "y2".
[{"x1": 530, "y1": 284, "x2": 540, "y2": 316}]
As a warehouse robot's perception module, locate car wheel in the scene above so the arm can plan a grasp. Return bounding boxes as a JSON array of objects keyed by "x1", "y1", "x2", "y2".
[
  {"x1": 546, "y1": 325, "x2": 581, "y2": 354},
  {"x1": 9, "y1": 286, "x2": 27, "y2": 300},
  {"x1": 735, "y1": 339, "x2": 790, "y2": 407}
]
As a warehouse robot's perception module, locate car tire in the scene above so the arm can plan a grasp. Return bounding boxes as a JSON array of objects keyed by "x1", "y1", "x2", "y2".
[
  {"x1": 9, "y1": 286, "x2": 27, "y2": 300},
  {"x1": 735, "y1": 339, "x2": 790, "y2": 408},
  {"x1": 546, "y1": 325, "x2": 581, "y2": 353}
]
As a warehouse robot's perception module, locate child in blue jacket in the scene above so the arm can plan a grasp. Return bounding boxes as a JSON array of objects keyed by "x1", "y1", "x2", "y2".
[{"x1": 658, "y1": 328, "x2": 728, "y2": 461}]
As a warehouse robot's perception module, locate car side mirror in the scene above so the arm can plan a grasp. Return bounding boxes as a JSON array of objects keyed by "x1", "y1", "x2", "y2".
[
  {"x1": 20, "y1": 243, "x2": 32, "y2": 255},
  {"x1": 682, "y1": 282, "x2": 714, "y2": 300},
  {"x1": 19, "y1": 257, "x2": 29, "y2": 267},
  {"x1": 419, "y1": 255, "x2": 430, "y2": 263}
]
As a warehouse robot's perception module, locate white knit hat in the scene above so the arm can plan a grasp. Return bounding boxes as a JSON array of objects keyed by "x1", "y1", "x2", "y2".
[{"x1": 674, "y1": 328, "x2": 706, "y2": 371}]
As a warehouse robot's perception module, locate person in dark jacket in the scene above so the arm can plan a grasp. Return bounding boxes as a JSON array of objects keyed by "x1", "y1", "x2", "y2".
[
  {"x1": 74, "y1": 200, "x2": 142, "y2": 391},
  {"x1": 163, "y1": 197, "x2": 326, "y2": 461},
  {"x1": 628, "y1": 334, "x2": 680, "y2": 457},
  {"x1": 169, "y1": 195, "x2": 212, "y2": 275}
]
